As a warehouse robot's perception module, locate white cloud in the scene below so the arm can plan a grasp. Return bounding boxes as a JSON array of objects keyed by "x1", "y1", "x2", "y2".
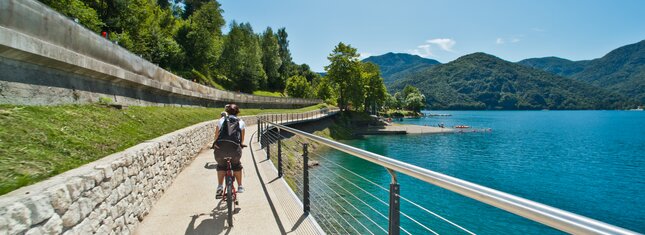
[
  {"x1": 407, "y1": 38, "x2": 456, "y2": 58},
  {"x1": 426, "y1": 38, "x2": 456, "y2": 52},
  {"x1": 359, "y1": 52, "x2": 373, "y2": 59},
  {"x1": 496, "y1": 37, "x2": 520, "y2": 45},
  {"x1": 531, "y1": 27, "x2": 546, "y2": 32},
  {"x1": 408, "y1": 44, "x2": 433, "y2": 57}
]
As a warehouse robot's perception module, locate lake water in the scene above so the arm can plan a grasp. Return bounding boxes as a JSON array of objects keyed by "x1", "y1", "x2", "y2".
[{"x1": 306, "y1": 111, "x2": 645, "y2": 234}]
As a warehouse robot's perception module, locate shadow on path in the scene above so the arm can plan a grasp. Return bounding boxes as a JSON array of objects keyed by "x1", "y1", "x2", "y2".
[
  {"x1": 249, "y1": 131, "x2": 288, "y2": 234},
  {"x1": 184, "y1": 201, "x2": 242, "y2": 235}
]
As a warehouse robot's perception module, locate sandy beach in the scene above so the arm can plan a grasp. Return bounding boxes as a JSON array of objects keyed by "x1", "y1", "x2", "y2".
[
  {"x1": 358, "y1": 123, "x2": 492, "y2": 135},
  {"x1": 384, "y1": 124, "x2": 457, "y2": 134}
]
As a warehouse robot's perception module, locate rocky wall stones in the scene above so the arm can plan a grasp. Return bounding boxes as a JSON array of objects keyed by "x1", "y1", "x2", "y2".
[
  {"x1": 0, "y1": 112, "x2": 333, "y2": 235},
  {"x1": 0, "y1": 120, "x2": 217, "y2": 234}
]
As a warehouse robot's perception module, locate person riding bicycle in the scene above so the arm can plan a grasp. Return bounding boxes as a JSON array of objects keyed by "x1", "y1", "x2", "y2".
[{"x1": 213, "y1": 104, "x2": 246, "y2": 194}]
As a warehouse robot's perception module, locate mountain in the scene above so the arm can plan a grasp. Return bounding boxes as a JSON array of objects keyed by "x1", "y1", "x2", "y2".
[
  {"x1": 517, "y1": 40, "x2": 645, "y2": 104},
  {"x1": 362, "y1": 53, "x2": 440, "y2": 85},
  {"x1": 571, "y1": 40, "x2": 645, "y2": 103},
  {"x1": 391, "y1": 53, "x2": 630, "y2": 110},
  {"x1": 517, "y1": 57, "x2": 590, "y2": 77}
]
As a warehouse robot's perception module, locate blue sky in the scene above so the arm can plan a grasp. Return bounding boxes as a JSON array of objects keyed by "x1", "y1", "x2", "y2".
[{"x1": 219, "y1": 0, "x2": 645, "y2": 72}]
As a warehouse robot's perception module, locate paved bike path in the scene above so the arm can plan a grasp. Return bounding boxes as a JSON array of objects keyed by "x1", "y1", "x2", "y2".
[{"x1": 135, "y1": 124, "x2": 282, "y2": 235}]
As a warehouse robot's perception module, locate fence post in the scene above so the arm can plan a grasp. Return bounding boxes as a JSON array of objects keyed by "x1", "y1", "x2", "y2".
[
  {"x1": 278, "y1": 136, "x2": 283, "y2": 177},
  {"x1": 257, "y1": 117, "x2": 261, "y2": 143},
  {"x1": 302, "y1": 143, "x2": 310, "y2": 213},
  {"x1": 266, "y1": 135, "x2": 271, "y2": 160},
  {"x1": 388, "y1": 170, "x2": 400, "y2": 235}
]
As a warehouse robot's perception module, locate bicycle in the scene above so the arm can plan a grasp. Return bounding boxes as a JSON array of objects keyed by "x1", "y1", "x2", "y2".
[{"x1": 216, "y1": 156, "x2": 239, "y2": 227}]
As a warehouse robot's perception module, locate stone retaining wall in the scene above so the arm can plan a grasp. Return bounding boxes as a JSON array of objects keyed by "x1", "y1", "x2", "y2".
[{"x1": 0, "y1": 116, "x2": 257, "y2": 235}]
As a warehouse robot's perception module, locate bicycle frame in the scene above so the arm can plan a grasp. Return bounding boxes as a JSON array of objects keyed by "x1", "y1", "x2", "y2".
[{"x1": 222, "y1": 158, "x2": 237, "y2": 201}]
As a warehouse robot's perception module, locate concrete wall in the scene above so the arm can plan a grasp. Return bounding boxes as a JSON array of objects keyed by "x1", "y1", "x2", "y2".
[
  {"x1": 0, "y1": 0, "x2": 319, "y2": 108},
  {"x1": 0, "y1": 115, "x2": 261, "y2": 235}
]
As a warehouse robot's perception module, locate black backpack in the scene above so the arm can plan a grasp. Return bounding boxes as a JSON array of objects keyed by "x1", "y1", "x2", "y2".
[{"x1": 217, "y1": 116, "x2": 241, "y2": 144}]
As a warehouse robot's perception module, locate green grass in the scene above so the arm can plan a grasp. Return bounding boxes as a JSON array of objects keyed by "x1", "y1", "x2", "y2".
[
  {"x1": 252, "y1": 90, "x2": 285, "y2": 97},
  {"x1": 0, "y1": 103, "x2": 326, "y2": 195},
  {"x1": 379, "y1": 109, "x2": 421, "y2": 117}
]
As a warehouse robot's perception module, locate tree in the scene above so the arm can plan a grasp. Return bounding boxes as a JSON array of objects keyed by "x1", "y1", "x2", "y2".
[
  {"x1": 405, "y1": 93, "x2": 426, "y2": 112},
  {"x1": 362, "y1": 62, "x2": 387, "y2": 113},
  {"x1": 260, "y1": 27, "x2": 283, "y2": 91},
  {"x1": 284, "y1": 75, "x2": 312, "y2": 98},
  {"x1": 384, "y1": 93, "x2": 399, "y2": 110},
  {"x1": 277, "y1": 28, "x2": 294, "y2": 87},
  {"x1": 41, "y1": 0, "x2": 104, "y2": 32},
  {"x1": 325, "y1": 42, "x2": 362, "y2": 111},
  {"x1": 313, "y1": 76, "x2": 337, "y2": 104},
  {"x1": 182, "y1": 0, "x2": 211, "y2": 19},
  {"x1": 401, "y1": 85, "x2": 422, "y2": 102},
  {"x1": 294, "y1": 64, "x2": 320, "y2": 82},
  {"x1": 176, "y1": 1, "x2": 224, "y2": 73},
  {"x1": 218, "y1": 22, "x2": 267, "y2": 92}
]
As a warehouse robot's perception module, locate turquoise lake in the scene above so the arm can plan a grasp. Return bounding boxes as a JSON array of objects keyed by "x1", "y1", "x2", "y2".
[{"x1": 303, "y1": 111, "x2": 645, "y2": 234}]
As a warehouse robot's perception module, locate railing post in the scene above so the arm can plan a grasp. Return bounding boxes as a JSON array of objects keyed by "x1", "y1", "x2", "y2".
[
  {"x1": 257, "y1": 116, "x2": 262, "y2": 143},
  {"x1": 266, "y1": 134, "x2": 271, "y2": 160},
  {"x1": 277, "y1": 135, "x2": 283, "y2": 177},
  {"x1": 302, "y1": 143, "x2": 310, "y2": 213},
  {"x1": 388, "y1": 169, "x2": 400, "y2": 235}
]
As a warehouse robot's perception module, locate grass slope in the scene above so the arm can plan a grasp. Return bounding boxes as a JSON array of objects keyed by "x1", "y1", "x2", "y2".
[
  {"x1": 0, "y1": 103, "x2": 326, "y2": 195},
  {"x1": 252, "y1": 90, "x2": 285, "y2": 97}
]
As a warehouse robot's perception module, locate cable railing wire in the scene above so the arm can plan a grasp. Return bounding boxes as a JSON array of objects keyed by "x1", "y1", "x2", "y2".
[
  {"x1": 309, "y1": 157, "x2": 439, "y2": 235},
  {"x1": 307, "y1": 172, "x2": 389, "y2": 234},
  {"x1": 261, "y1": 117, "x2": 413, "y2": 234},
  {"x1": 310, "y1": 164, "x2": 426, "y2": 235},
  {"x1": 306, "y1": 179, "x2": 365, "y2": 235},
  {"x1": 260, "y1": 111, "x2": 454, "y2": 235},
  {"x1": 320, "y1": 157, "x2": 475, "y2": 234},
  {"x1": 261, "y1": 120, "x2": 407, "y2": 235},
  {"x1": 283, "y1": 153, "x2": 384, "y2": 234}
]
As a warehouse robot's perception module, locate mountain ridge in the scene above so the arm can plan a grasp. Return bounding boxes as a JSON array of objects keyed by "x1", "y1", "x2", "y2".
[
  {"x1": 362, "y1": 53, "x2": 440, "y2": 85},
  {"x1": 390, "y1": 52, "x2": 631, "y2": 110}
]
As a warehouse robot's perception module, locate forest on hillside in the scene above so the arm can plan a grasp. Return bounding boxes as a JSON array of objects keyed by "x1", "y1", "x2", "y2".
[{"x1": 40, "y1": 0, "x2": 319, "y2": 94}]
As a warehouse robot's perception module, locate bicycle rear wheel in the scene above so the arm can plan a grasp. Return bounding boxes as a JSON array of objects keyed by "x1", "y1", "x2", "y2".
[{"x1": 226, "y1": 176, "x2": 233, "y2": 227}]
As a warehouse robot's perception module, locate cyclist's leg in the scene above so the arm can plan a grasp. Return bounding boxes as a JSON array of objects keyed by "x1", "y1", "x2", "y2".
[
  {"x1": 234, "y1": 170, "x2": 242, "y2": 187},
  {"x1": 231, "y1": 145, "x2": 243, "y2": 191},
  {"x1": 214, "y1": 146, "x2": 227, "y2": 194}
]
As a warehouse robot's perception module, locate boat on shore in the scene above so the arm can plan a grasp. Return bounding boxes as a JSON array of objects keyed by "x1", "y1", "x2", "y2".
[
  {"x1": 454, "y1": 125, "x2": 470, "y2": 129},
  {"x1": 628, "y1": 105, "x2": 643, "y2": 111}
]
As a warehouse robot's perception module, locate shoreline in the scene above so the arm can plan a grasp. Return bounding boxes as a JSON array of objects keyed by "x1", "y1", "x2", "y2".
[{"x1": 356, "y1": 123, "x2": 492, "y2": 135}]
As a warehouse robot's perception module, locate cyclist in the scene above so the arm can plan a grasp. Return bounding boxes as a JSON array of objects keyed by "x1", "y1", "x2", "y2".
[{"x1": 213, "y1": 104, "x2": 246, "y2": 195}]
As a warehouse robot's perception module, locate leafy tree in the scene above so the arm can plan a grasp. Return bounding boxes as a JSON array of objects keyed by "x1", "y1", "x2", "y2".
[
  {"x1": 405, "y1": 92, "x2": 426, "y2": 112},
  {"x1": 293, "y1": 64, "x2": 320, "y2": 82},
  {"x1": 260, "y1": 27, "x2": 283, "y2": 90},
  {"x1": 182, "y1": 0, "x2": 211, "y2": 19},
  {"x1": 362, "y1": 62, "x2": 388, "y2": 113},
  {"x1": 325, "y1": 42, "x2": 362, "y2": 111},
  {"x1": 176, "y1": 1, "x2": 225, "y2": 74},
  {"x1": 218, "y1": 22, "x2": 267, "y2": 92},
  {"x1": 384, "y1": 93, "x2": 399, "y2": 110},
  {"x1": 313, "y1": 76, "x2": 337, "y2": 104},
  {"x1": 285, "y1": 75, "x2": 312, "y2": 98},
  {"x1": 40, "y1": 0, "x2": 104, "y2": 32},
  {"x1": 401, "y1": 85, "x2": 422, "y2": 102},
  {"x1": 277, "y1": 28, "x2": 294, "y2": 85}
]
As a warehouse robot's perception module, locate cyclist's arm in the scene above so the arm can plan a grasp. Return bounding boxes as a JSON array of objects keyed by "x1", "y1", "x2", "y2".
[
  {"x1": 240, "y1": 129, "x2": 245, "y2": 145},
  {"x1": 213, "y1": 125, "x2": 220, "y2": 149}
]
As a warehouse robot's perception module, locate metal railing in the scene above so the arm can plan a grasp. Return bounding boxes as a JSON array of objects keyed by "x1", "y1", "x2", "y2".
[{"x1": 257, "y1": 115, "x2": 640, "y2": 235}]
